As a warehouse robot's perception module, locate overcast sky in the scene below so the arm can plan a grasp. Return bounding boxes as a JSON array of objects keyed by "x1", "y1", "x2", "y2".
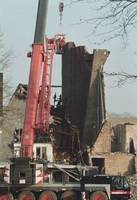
[{"x1": 0, "y1": 0, "x2": 137, "y2": 116}]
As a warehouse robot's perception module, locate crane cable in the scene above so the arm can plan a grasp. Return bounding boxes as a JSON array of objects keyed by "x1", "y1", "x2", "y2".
[{"x1": 59, "y1": 1, "x2": 64, "y2": 25}]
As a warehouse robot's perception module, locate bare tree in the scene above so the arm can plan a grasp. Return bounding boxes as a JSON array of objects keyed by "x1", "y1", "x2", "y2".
[
  {"x1": 66, "y1": 0, "x2": 137, "y2": 85},
  {"x1": 0, "y1": 33, "x2": 12, "y2": 104},
  {"x1": 104, "y1": 71, "x2": 137, "y2": 86},
  {"x1": 67, "y1": 0, "x2": 137, "y2": 43}
]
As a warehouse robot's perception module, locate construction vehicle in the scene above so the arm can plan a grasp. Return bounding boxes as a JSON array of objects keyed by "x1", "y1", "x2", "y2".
[{"x1": 0, "y1": 0, "x2": 130, "y2": 199}]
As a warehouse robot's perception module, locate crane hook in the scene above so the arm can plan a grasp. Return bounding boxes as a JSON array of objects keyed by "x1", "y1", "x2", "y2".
[{"x1": 59, "y1": 1, "x2": 64, "y2": 25}]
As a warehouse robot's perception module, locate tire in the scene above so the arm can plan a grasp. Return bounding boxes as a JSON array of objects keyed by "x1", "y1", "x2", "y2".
[
  {"x1": 0, "y1": 193, "x2": 14, "y2": 200},
  {"x1": 39, "y1": 191, "x2": 57, "y2": 200},
  {"x1": 61, "y1": 191, "x2": 77, "y2": 200},
  {"x1": 7, "y1": 194, "x2": 14, "y2": 200},
  {"x1": 18, "y1": 191, "x2": 36, "y2": 200},
  {"x1": 90, "y1": 191, "x2": 109, "y2": 200}
]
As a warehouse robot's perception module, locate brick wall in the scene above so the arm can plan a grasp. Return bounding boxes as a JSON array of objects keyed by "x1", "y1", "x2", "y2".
[
  {"x1": 0, "y1": 86, "x2": 26, "y2": 162},
  {"x1": 105, "y1": 153, "x2": 135, "y2": 175},
  {"x1": 92, "y1": 153, "x2": 136, "y2": 175},
  {"x1": 93, "y1": 121, "x2": 111, "y2": 153}
]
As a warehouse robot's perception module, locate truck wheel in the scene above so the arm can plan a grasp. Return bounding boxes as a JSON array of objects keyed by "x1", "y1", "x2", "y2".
[
  {"x1": 0, "y1": 193, "x2": 14, "y2": 200},
  {"x1": 7, "y1": 194, "x2": 14, "y2": 200},
  {"x1": 39, "y1": 191, "x2": 57, "y2": 200},
  {"x1": 18, "y1": 191, "x2": 36, "y2": 200},
  {"x1": 90, "y1": 191, "x2": 108, "y2": 200},
  {"x1": 61, "y1": 191, "x2": 77, "y2": 200}
]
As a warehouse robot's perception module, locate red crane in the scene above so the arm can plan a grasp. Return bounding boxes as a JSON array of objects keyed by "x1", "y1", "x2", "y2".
[{"x1": 20, "y1": 0, "x2": 65, "y2": 159}]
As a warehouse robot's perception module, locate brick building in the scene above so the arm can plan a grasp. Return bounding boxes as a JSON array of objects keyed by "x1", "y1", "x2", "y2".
[
  {"x1": 92, "y1": 118, "x2": 137, "y2": 175},
  {"x1": 0, "y1": 84, "x2": 26, "y2": 161}
]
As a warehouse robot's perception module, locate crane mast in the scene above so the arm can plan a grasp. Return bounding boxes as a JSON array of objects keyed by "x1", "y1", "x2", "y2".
[
  {"x1": 21, "y1": 0, "x2": 65, "y2": 159},
  {"x1": 21, "y1": 0, "x2": 49, "y2": 158}
]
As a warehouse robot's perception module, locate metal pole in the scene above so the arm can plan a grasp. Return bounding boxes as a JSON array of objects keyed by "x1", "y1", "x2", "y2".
[{"x1": 34, "y1": 0, "x2": 49, "y2": 44}]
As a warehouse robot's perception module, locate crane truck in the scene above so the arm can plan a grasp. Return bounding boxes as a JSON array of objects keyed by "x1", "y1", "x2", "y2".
[{"x1": 0, "y1": 1, "x2": 130, "y2": 200}]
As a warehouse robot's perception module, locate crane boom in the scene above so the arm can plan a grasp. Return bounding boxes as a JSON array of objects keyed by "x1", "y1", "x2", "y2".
[
  {"x1": 37, "y1": 38, "x2": 55, "y2": 132},
  {"x1": 34, "y1": 0, "x2": 49, "y2": 44}
]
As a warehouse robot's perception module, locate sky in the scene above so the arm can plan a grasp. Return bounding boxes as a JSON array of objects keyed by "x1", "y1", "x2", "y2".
[{"x1": 0, "y1": 0, "x2": 137, "y2": 116}]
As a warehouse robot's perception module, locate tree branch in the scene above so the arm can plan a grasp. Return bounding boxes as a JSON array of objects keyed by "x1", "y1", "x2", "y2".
[{"x1": 104, "y1": 71, "x2": 137, "y2": 87}]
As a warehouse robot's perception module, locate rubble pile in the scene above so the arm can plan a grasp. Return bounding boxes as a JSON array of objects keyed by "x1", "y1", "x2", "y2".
[{"x1": 128, "y1": 176, "x2": 137, "y2": 199}]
